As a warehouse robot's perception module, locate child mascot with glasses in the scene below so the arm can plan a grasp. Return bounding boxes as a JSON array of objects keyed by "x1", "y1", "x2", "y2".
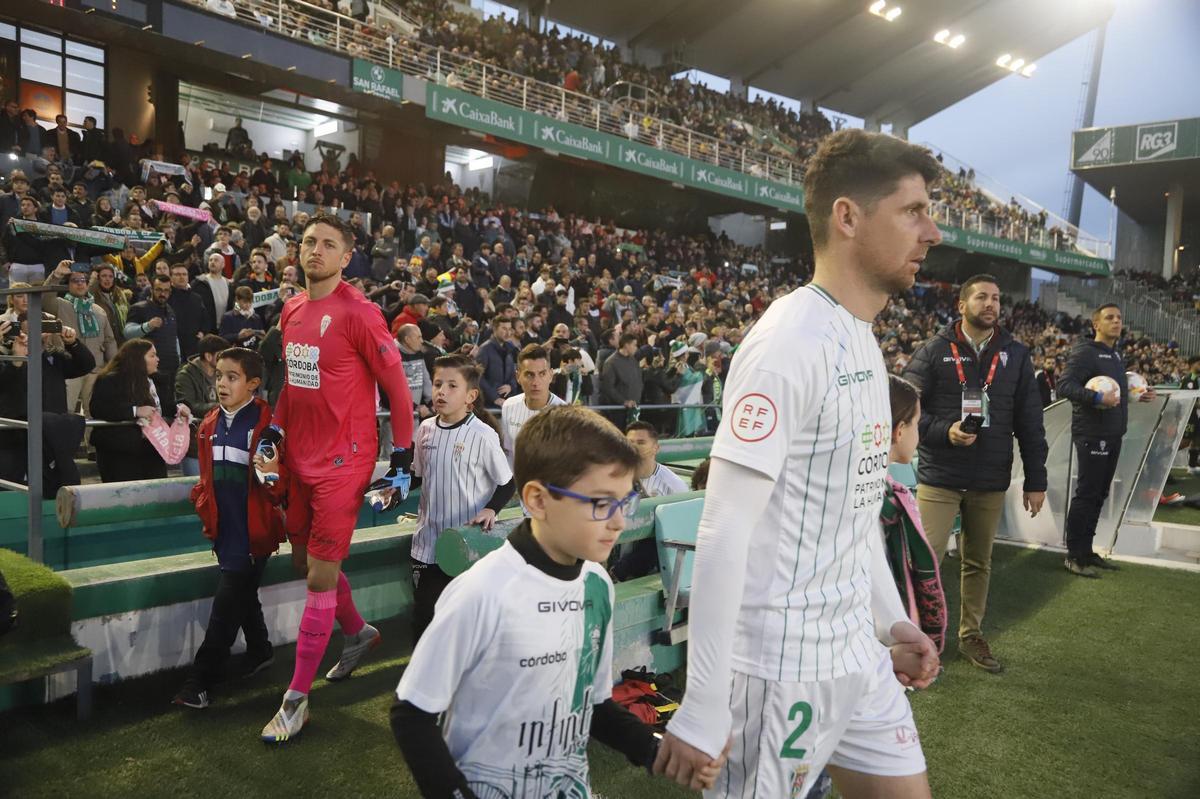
[{"x1": 392, "y1": 405, "x2": 727, "y2": 796}]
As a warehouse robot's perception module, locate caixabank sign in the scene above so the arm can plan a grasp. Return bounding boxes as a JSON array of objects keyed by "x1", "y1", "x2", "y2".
[
  {"x1": 418, "y1": 82, "x2": 1112, "y2": 275},
  {"x1": 1073, "y1": 117, "x2": 1199, "y2": 169}
]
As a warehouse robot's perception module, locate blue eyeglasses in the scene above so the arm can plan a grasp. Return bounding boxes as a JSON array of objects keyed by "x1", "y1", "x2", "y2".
[{"x1": 544, "y1": 484, "x2": 641, "y2": 521}]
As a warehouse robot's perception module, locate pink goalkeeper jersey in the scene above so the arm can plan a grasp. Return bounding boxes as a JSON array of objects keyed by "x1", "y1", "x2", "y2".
[{"x1": 274, "y1": 281, "x2": 413, "y2": 479}]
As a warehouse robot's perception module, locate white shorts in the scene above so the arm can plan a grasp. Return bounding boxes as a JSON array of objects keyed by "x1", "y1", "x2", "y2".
[{"x1": 706, "y1": 644, "x2": 925, "y2": 799}]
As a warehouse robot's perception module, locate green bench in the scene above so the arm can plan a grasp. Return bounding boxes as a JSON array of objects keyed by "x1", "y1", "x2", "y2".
[{"x1": 0, "y1": 548, "x2": 93, "y2": 720}]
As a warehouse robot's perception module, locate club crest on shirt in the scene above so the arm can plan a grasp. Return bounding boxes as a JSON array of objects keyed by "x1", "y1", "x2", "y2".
[
  {"x1": 789, "y1": 765, "x2": 810, "y2": 799},
  {"x1": 319, "y1": 314, "x2": 332, "y2": 337},
  {"x1": 1000, "y1": 351, "x2": 1009, "y2": 368},
  {"x1": 453, "y1": 441, "x2": 466, "y2": 457}
]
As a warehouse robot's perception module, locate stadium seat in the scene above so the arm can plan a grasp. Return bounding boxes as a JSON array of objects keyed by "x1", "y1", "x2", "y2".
[{"x1": 653, "y1": 497, "x2": 704, "y2": 646}]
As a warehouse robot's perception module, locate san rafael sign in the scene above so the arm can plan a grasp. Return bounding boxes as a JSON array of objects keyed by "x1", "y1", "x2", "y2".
[{"x1": 352, "y1": 59, "x2": 403, "y2": 102}]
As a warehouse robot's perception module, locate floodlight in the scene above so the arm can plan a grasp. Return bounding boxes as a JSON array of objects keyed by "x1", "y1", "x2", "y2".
[
  {"x1": 885, "y1": 7, "x2": 902, "y2": 21},
  {"x1": 996, "y1": 54, "x2": 1012, "y2": 67},
  {"x1": 934, "y1": 29, "x2": 950, "y2": 43},
  {"x1": 948, "y1": 34, "x2": 965, "y2": 48},
  {"x1": 1021, "y1": 63, "x2": 1037, "y2": 77}
]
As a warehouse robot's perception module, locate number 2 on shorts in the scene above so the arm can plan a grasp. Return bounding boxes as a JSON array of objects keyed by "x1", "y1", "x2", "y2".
[{"x1": 779, "y1": 701, "x2": 813, "y2": 759}]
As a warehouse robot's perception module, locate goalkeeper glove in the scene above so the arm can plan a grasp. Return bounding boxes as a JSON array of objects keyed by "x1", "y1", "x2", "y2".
[
  {"x1": 255, "y1": 424, "x2": 284, "y2": 484},
  {"x1": 365, "y1": 446, "x2": 412, "y2": 511}
]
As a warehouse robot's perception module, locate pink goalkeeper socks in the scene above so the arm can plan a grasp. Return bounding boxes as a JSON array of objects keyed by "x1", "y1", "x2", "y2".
[
  {"x1": 335, "y1": 571, "x2": 366, "y2": 637},
  {"x1": 288, "y1": 589, "x2": 337, "y2": 694}
]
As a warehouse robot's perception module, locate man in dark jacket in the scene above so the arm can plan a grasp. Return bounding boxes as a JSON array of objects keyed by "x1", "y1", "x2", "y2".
[
  {"x1": 600, "y1": 334, "x2": 644, "y2": 429},
  {"x1": 175, "y1": 334, "x2": 227, "y2": 476},
  {"x1": 168, "y1": 263, "x2": 209, "y2": 362},
  {"x1": 1034, "y1": 355, "x2": 1058, "y2": 408},
  {"x1": 0, "y1": 317, "x2": 94, "y2": 497},
  {"x1": 474, "y1": 316, "x2": 516, "y2": 408},
  {"x1": 125, "y1": 274, "x2": 181, "y2": 403},
  {"x1": 1183, "y1": 356, "x2": 1200, "y2": 474},
  {"x1": 902, "y1": 274, "x2": 1047, "y2": 674},
  {"x1": 1056, "y1": 303, "x2": 1155, "y2": 577}
]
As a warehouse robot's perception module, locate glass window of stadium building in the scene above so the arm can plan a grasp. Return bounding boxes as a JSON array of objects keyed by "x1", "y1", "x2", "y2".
[{"x1": 0, "y1": 22, "x2": 106, "y2": 134}]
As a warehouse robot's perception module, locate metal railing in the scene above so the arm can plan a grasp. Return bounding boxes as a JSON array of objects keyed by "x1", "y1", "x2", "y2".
[
  {"x1": 0, "y1": 284, "x2": 61, "y2": 563},
  {"x1": 930, "y1": 201, "x2": 1087, "y2": 256},
  {"x1": 1057, "y1": 274, "x2": 1200, "y2": 354},
  {"x1": 182, "y1": 0, "x2": 804, "y2": 186},
  {"x1": 924, "y1": 145, "x2": 1111, "y2": 259}
]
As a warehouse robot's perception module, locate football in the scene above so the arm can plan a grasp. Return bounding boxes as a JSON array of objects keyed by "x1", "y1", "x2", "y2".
[
  {"x1": 1085, "y1": 375, "x2": 1121, "y2": 397},
  {"x1": 1126, "y1": 371, "x2": 1149, "y2": 399}
]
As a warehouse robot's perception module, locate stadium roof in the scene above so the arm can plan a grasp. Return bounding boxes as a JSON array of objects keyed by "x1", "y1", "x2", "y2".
[{"x1": 536, "y1": 0, "x2": 1115, "y2": 128}]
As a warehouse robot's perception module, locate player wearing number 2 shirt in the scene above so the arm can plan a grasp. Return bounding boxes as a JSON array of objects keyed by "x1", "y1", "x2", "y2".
[
  {"x1": 258, "y1": 215, "x2": 414, "y2": 743},
  {"x1": 654, "y1": 131, "x2": 944, "y2": 798}
]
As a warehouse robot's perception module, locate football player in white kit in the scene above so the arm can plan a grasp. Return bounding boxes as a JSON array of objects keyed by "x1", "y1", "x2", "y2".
[{"x1": 654, "y1": 129, "x2": 944, "y2": 798}]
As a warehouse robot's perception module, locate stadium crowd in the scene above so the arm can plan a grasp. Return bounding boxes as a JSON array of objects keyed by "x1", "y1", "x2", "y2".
[
  {"x1": 176, "y1": 0, "x2": 1082, "y2": 251},
  {"x1": 0, "y1": 109, "x2": 1188, "y2": 493}
]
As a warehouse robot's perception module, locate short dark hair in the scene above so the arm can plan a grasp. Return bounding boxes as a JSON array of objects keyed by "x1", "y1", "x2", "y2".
[
  {"x1": 216, "y1": 347, "x2": 264, "y2": 382},
  {"x1": 433, "y1": 353, "x2": 481, "y2": 388},
  {"x1": 303, "y1": 213, "x2": 355, "y2": 251},
  {"x1": 514, "y1": 406, "x2": 639, "y2": 493},
  {"x1": 625, "y1": 420, "x2": 658, "y2": 440},
  {"x1": 959, "y1": 274, "x2": 999, "y2": 302},
  {"x1": 802, "y1": 129, "x2": 941, "y2": 250},
  {"x1": 561, "y1": 347, "x2": 582, "y2": 362},
  {"x1": 491, "y1": 315, "x2": 512, "y2": 329},
  {"x1": 152, "y1": 274, "x2": 171, "y2": 285},
  {"x1": 691, "y1": 457, "x2": 710, "y2": 491},
  {"x1": 198, "y1": 334, "x2": 228, "y2": 358},
  {"x1": 618, "y1": 333, "x2": 638, "y2": 349},
  {"x1": 234, "y1": 285, "x2": 254, "y2": 302},
  {"x1": 517, "y1": 343, "x2": 550, "y2": 366},
  {"x1": 888, "y1": 374, "x2": 921, "y2": 428},
  {"x1": 1092, "y1": 303, "x2": 1120, "y2": 319}
]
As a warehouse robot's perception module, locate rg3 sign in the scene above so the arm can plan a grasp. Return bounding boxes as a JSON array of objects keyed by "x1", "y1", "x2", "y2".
[{"x1": 730, "y1": 393, "x2": 777, "y2": 442}]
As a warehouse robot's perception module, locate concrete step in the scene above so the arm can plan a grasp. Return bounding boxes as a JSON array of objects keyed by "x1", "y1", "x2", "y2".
[{"x1": 1152, "y1": 545, "x2": 1200, "y2": 566}]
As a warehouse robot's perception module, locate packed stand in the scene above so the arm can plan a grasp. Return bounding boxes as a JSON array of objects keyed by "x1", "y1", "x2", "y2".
[{"x1": 0, "y1": 110, "x2": 1186, "y2": 494}]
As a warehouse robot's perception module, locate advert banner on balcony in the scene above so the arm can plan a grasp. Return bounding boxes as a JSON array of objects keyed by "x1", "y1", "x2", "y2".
[
  {"x1": 352, "y1": 59, "x2": 404, "y2": 102},
  {"x1": 424, "y1": 84, "x2": 806, "y2": 213},
  {"x1": 937, "y1": 226, "x2": 1111, "y2": 276},
  {"x1": 1072, "y1": 117, "x2": 1200, "y2": 170}
]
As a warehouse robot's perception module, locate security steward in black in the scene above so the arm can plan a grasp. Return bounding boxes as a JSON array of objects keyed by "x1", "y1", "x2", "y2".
[{"x1": 1057, "y1": 303, "x2": 1155, "y2": 577}]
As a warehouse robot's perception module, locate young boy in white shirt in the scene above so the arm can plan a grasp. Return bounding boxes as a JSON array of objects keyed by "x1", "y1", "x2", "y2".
[{"x1": 392, "y1": 405, "x2": 726, "y2": 797}]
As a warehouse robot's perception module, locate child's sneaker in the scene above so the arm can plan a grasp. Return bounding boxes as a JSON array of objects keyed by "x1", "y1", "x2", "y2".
[
  {"x1": 172, "y1": 681, "x2": 210, "y2": 709},
  {"x1": 325, "y1": 623, "x2": 381, "y2": 682}
]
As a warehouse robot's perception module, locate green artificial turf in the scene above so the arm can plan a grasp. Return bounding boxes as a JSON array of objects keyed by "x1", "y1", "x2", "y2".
[
  {"x1": 2, "y1": 547, "x2": 1198, "y2": 799},
  {"x1": 0, "y1": 547, "x2": 73, "y2": 649},
  {"x1": 1154, "y1": 469, "x2": 1200, "y2": 527}
]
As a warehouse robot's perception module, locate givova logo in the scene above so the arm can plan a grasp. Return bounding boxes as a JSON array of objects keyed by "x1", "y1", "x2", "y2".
[{"x1": 1136, "y1": 122, "x2": 1178, "y2": 161}]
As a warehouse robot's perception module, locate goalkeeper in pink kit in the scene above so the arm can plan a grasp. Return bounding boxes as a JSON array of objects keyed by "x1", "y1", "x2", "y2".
[{"x1": 254, "y1": 214, "x2": 415, "y2": 742}]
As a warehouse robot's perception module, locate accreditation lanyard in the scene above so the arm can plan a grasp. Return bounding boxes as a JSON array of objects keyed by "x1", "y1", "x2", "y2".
[{"x1": 949, "y1": 342, "x2": 1000, "y2": 393}]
